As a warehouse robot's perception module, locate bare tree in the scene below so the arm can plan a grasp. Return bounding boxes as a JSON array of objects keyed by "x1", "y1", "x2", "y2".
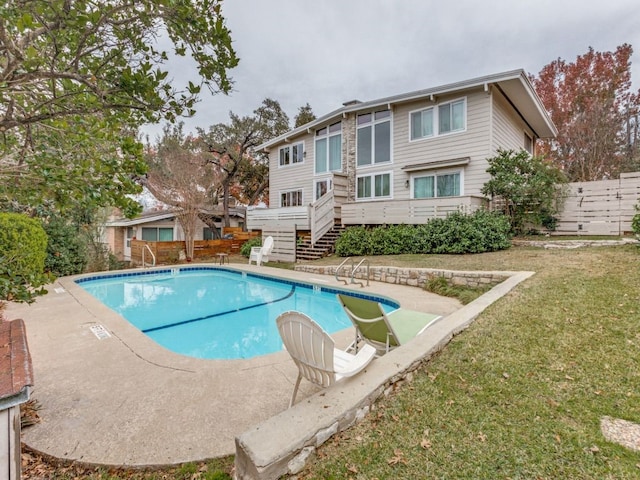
[{"x1": 143, "y1": 124, "x2": 221, "y2": 260}]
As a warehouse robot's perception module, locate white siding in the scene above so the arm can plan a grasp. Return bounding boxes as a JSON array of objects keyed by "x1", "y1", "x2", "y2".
[
  {"x1": 266, "y1": 87, "x2": 540, "y2": 212},
  {"x1": 268, "y1": 133, "x2": 316, "y2": 207},
  {"x1": 491, "y1": 89, "x2": 534, "y2": 153},
  {"x1": 0, "y1": 406, "x2": 20, "y2": 480},
  {"x1": 391, "y1": 89, "x2": 492, "y2": 197}
]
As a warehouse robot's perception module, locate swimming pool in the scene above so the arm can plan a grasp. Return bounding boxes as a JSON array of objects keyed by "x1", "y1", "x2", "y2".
[{"x1": 76, "y1": 267, "x2": 399, "y2": 360}]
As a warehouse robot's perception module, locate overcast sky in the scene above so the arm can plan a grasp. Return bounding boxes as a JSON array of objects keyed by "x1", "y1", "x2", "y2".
[{"x1": 142, "y1": 0, "x2": 640, "y2": 139}]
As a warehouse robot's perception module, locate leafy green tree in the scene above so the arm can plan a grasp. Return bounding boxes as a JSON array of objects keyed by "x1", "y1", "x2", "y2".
[
  {"x1": 0, "y1": 0, "x2": 238, "y2": 215},
  {"x1": 43, "y1": 217, "x2": 88, "y2": 277},
  {"x1": 482, "y1": 149, "x2": 568, "y2": 235},
  {"x1": 0, "y1": 213, "x2": 50, "y2": 303},
  {"x1": 294, "y1": 103, "x2": 316, "y2": 127}
]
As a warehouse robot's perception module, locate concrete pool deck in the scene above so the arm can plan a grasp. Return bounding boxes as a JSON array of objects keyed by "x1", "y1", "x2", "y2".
[{"x1": 5, "y1": 262, "x2": 463, "y2": 466}]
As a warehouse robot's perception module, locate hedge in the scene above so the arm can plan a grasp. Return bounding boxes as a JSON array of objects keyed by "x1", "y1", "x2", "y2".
[
  {"x1": 0, "y1": 212, "x2": 50, "y2": 303},
  {"x1": 335, "y1": 210, "x2": 511, "y2": 257}
]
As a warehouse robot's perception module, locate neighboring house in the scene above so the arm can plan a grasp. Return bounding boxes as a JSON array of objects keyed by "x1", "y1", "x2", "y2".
[
  {"x1": 247, "y1": 69, "x2": 557, "y2": 252},
  {"x1": 105, "y1": 208, "x2": 245, "y2": 261}
]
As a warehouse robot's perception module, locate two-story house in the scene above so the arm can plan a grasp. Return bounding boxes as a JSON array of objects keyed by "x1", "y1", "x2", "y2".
[{"x1": 247, "y1": 69, "x2": 556, "y2": 261}]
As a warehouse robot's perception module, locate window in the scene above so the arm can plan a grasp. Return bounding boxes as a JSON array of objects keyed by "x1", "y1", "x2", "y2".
[
  {"x1": 126, "y1": 227, "x2": 135, "y2": 248},
  {"x1": 356, "y1": 172, "x2": 391, "y2": 200},
  {"x1": 438, "y1": 100, "x2": 465, "y2": 134},
  {"x1": 315, "y1": 122, "x2": 342, "y2": 173},
  {"x1": 413, "y1": 172, "x2": 461, "y2": 198},
  {"x1": 410, "y1": 108, "x2": 434, "y2": 140},
  {"x1": 315, "y1": 178, "x2": 332, "y2": 200},
  {"x1": 410, "y1": 98, "x2": 466, "y2": 140},
  {"x1": 279, "y1": 142, "x2": 304, "y2": 166},
  {"x1": 357, "y1": 110, "x2": 391, "y2": 166},
  {"x1": 203, "y1": 227, "x2": 221, "y2": 240},
  {"x1": 141, "y1": 227, "x2": 173, "y2": 241},
  {"x1": 280, "y1": 189, "x2": 303, "y2": 207},
  {"x1": 524, "y1": 133, "x2": 533, "y2": 154}
]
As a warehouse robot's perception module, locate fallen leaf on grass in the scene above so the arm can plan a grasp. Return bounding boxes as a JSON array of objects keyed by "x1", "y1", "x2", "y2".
[
  {"x1": 387, "y1": 449, "x2": 407, "y2": 466},
  {"x1": 546, "y1": 398, "x2": 559, "y2": 408},
  {"x1": 346, "y1": 464, "x2": 359, "y2": 474},
  {"x1": 420, "y1": 438, "x2": 432, "y2": 449}
]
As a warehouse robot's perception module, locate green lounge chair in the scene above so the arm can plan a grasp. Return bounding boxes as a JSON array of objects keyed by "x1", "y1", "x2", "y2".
[{"x1": 337, "y1": 293, "x2": 441, "y2": 354}]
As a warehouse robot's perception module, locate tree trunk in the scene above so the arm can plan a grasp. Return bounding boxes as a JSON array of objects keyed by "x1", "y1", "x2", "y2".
[
  {"x1": 222, "y1": 180, "x2": 231, "y2": 227},
  {"x1": 177, "y1": 209, "x2": 198, "y2": 260}
]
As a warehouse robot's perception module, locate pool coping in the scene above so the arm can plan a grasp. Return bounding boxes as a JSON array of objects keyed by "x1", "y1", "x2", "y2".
[{"x1": 6, "y1": 262, "x2": 463, "y2": 467}]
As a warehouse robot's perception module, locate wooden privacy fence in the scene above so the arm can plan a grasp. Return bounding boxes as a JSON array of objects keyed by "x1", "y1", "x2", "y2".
[
  {"x1": 555, "y1": 171, "x2": 640, "y2": 235},
  {"x1": 261, "y1": 227, "x2": 296, "y2": 263},
  {"x1": 130, "y1": 233, "x2": 259, "y2": 264}
]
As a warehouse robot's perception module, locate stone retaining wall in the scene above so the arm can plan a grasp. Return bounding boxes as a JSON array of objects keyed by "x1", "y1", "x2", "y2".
[
  {"x1": 294, "y1": 265, "x2": 509, "y2": 289},
  {"x1": 512, "y1": 238, "x2": 638, "y2": 249}
]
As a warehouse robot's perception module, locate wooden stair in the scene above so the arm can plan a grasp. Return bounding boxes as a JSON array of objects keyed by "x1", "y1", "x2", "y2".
[{"x1": 296, "y1": 224, "x2": 345, "y2": 261}]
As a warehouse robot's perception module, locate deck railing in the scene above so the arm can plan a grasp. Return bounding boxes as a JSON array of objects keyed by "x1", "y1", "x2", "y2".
[
  {"x1": 246, "y1": 206, "x2": 309, "y2": 230},
  {"x1": 309, "y1": 191, "x2": 335, "y2": 245},
  {"x1": 341, "y1": 196, "x2": 488, "y2": 225}
]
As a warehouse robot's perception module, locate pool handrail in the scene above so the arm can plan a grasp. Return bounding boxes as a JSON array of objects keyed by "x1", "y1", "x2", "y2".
[
  {"x1": 142, "y1": 244, "x2": 156, "y2": 268},
  {"x1": 335, "y1": 257, "x2": 370, "y2": 287}
]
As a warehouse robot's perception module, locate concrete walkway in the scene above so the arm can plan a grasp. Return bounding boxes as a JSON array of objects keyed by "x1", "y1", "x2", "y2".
[{"x1": 6, "y1": 263, "x2": 460, "y2": 466}]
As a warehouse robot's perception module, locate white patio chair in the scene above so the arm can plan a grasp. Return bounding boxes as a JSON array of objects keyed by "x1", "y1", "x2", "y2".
[
  {"x1": 248, "y1": 235, "x2": 274, "y2": 266},
  {"x1": 276, "y1": 310, "x2": 376, "y2": 407}
]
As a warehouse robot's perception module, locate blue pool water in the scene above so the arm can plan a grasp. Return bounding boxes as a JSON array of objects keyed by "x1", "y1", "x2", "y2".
[{"x1": 76, "y1": 267, "x2": 399, "y2": 360}]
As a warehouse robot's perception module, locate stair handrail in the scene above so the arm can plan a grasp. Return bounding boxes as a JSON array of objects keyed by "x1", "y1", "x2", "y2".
[
  {"x1": 142, "y1": 244, "x2": 156, "y2": 268},
  {"x1": 350, "y1": 257, "x2": 370, "y2": 287},
  {"x1": 309, "y1": 190, "x2": 335, "y2": 245}
]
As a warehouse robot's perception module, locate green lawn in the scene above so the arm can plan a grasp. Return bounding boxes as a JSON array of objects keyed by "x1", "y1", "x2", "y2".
[
  {"x1": 298, "y1": 245, "x2": 640, "y2": 479},
  {"x1": 22, "y1": 245, "x2": 640, "y2": 479}
]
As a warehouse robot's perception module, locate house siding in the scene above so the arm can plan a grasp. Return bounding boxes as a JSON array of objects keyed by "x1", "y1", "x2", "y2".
[
  {"x1": 268, "y1": 134, "x2": 315, "y2": 207},
  {"x1": 250, "y1": 70, "x2": 557, "y2": 243},
  {"x1": 491, "y1": 88, "x2": 535, "y2": 155},
  {"x1": 391, "y1": 89, "x2": 492, "y2": 197}
]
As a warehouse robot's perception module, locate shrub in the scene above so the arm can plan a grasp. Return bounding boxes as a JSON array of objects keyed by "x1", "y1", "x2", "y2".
[
  {"x1": 240, "y1": 237, "x2": 262, "y2": 257},
  {"x1": 334, "y1": 210, "x2": 511, "y2": 257},
  {"x1": 0, "y1": 212, "x2": 50, "y2": 303},
  {"x1": 42, "y1": 217, "x2": 88, "y2": 276},
  {"x1": 335, "y1": 226, "x2": 371, "y2": 256},
  {"x1": 632, "y1": 205, "x2": 640, "y2": 238},
  {"x1": 482, "y1": 148, "x2": 567, "y2": 235}
]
